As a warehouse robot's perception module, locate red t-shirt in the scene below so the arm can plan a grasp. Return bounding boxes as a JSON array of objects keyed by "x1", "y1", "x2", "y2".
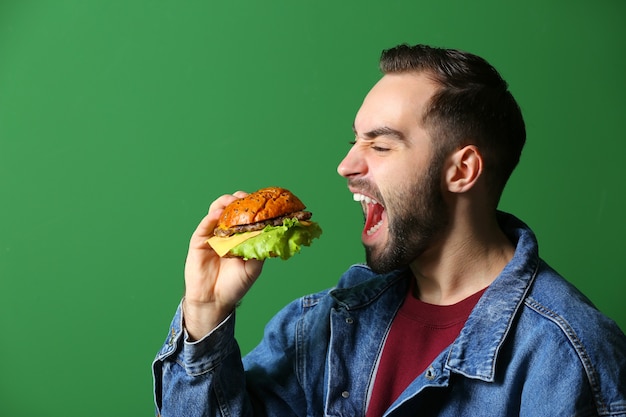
[{"x1": 366, "y1": 281, "x2": 486, "y2": 417}]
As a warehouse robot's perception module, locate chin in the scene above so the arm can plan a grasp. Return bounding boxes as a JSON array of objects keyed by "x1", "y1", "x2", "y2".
[
  {"x1": 364, "y1": 233, "x2": 429, "y2": 274},
  {"x1": 365, "y1": 245, "x2": 405, "y2": 274}
]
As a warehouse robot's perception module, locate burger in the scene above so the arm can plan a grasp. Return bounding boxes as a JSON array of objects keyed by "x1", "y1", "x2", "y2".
[{"x1": 206, "y1": 186, "x2": 322, "y2": 260}]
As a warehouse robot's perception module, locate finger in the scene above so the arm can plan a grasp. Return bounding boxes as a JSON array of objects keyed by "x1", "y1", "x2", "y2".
[
  {"x1": 243, "y1": 259, "x2": 265, "y2": 281},
  {"x1": 208, "y1": 193, "x2": 241, "y2": 215},
  {"x1": 191, "y1": 192, "x2": 248, "y2": 247},
  {"x1": 189, "y1": 212, "x2": 218, "y2": 248}
]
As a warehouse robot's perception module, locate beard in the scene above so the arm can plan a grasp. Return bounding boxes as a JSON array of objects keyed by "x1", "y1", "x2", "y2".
[{"x1": 364, "y1": 157, "x2": 449, "y2": 274}]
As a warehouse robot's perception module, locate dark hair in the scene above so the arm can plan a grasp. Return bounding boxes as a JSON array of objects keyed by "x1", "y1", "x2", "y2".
[{"x1": 380, "y1": 44, "x2": 526, "y2": 207}]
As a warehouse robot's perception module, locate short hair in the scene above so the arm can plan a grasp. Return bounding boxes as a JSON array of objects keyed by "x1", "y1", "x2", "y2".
[{"x1": 380, "y1": 44, "x2": 526, "y2": 207}]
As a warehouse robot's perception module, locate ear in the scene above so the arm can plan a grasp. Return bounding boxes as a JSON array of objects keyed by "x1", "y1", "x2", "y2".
[{"x1": 444, "y1": 145, "x2": 483, "y2": 193}]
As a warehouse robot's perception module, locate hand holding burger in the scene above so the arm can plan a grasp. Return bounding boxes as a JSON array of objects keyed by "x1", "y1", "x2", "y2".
[{"x1": 183, "y1": 187, "x2": 322, "y2": 339}]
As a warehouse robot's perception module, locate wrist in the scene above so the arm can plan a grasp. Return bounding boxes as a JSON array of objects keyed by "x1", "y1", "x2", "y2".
[{"x1": 182, "y1": 299, "x2": 233, "y2": 341}]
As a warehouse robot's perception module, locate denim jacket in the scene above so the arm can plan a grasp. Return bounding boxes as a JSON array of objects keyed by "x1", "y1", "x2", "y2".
[{"x1": 153, "y1": 213, "x2": 626, "y2": 416}]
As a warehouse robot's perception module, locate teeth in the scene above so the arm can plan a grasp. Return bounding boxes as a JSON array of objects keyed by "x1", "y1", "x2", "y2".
[
  {"x1": 367, "y1": 220, "x2": 383, "y2": 236},
  {"x1": 353, "y1": 193, "x2": 380, "y2": 205},
  {"x1": 353, "y1": 193, "x2": 384, "y2": 236}
]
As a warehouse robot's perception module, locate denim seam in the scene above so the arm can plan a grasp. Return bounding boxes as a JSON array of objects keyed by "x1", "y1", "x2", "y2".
[
  {"x1": 213, "y1": 373, "x2": 232, "y2": 417},
  {"x1": 295, "y1": 299, "x2": 309, "y2": 390},
  {"x1": 524, "y1": 296, "x2": 608, "y2": 415}
]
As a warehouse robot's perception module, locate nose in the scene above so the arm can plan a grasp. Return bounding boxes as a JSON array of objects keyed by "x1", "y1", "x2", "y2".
[{"x1": 337, "y1": 144, "x2": 366, "y2": 178}]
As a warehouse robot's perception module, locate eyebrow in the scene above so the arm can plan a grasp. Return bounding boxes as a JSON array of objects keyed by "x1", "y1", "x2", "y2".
[{"x1": 352, "y1": 124, "x2": 407, "y2": 141}]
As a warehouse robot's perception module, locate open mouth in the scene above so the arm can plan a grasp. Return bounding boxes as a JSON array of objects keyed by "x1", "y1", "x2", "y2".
[{"x1": 353, "y1": 193, "x2": 385, "y2": 237}]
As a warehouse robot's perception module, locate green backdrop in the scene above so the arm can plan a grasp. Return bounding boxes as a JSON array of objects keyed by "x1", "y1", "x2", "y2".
[{"x1": 1, "y1": 0, "x2": 624, "y2": 415}]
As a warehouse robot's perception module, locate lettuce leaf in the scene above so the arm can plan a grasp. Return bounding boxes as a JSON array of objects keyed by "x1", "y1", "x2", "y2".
[{"x1": 229, "y1": 218, "x2": 322, "y2": 260}]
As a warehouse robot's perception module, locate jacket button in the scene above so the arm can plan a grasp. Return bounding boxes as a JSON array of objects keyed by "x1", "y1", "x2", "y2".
[
  {"x1": 345, "y1": 317, "x2": 354, "y2": 324},
  {"x1": 425, "y1": 366, "x2": 436, "y2": 380},
  {"x1": 341, "y1": 391, "x2": 350, "y2": 398}
]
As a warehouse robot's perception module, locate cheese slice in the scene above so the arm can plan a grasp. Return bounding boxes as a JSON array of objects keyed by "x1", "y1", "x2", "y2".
[{"x1": 206, "y1": 230, "x2": 263, "y2": 257}]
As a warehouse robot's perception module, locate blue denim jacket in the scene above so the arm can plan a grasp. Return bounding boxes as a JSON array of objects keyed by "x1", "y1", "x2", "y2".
[{"x1": 153, "y1": 213, "x2": 626, "y2": 416}]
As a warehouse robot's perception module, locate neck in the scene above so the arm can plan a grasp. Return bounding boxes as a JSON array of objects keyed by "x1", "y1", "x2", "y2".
[{"x1": 409, "y1": 212, "x2": 514, "y2": 305}]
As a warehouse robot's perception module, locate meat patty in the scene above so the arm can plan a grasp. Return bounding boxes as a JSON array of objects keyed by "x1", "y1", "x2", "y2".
[{"x1": 213, "y1": 210, "x2": 313, "y2": 237}]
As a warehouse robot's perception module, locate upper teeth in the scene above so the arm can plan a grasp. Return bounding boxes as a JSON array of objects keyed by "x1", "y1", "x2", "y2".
[{"x1": 353, "y1": 193, "x2": 379, "y2": 205}]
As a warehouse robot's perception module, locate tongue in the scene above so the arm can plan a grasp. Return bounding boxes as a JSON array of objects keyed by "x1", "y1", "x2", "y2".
[{"x1": 364, "y1": 203, "x2": 384, "y2": 234}]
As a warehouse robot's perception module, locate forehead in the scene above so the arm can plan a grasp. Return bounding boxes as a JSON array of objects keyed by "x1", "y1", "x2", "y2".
[{"x1": 354, "y1": 72, "x2": 438, "y2": 133}]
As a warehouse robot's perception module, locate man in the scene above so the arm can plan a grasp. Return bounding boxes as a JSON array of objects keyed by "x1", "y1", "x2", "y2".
[{"x1": 153, "y1": 44, "x2": 626, "y2": 416}]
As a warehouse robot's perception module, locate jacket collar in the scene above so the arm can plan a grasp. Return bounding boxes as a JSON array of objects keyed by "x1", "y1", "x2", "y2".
[
  {"x1": 330, "y1": 212, "x2": 541, "y2": 382},
  {"x1": 445, "y1": 212, "x2": 540, "y2": 381},
  {"x1": 329, "y1": 265, "x2": 409, "y2": 310}
]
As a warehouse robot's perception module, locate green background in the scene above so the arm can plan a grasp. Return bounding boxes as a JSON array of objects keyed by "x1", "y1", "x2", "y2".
[{"x1": 1, "y1": 0, "x2": 624, "y2": 415}]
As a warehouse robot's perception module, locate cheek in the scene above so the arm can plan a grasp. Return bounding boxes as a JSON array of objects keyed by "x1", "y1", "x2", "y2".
[
  {"x1": 382, "y1": 159, "x2": 435, "y2": 208},
  {"x1": 378, "y1": 157, "x2": 426, "y2": 190}
]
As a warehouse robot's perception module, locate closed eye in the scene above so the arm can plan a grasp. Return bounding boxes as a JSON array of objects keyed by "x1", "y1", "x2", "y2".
[
  {"x1": 349, "y1": 138, "x2": 392, "y2": 153},
  {"x1": 351, "y1": 124, "x2": 405, "y2": 153}
]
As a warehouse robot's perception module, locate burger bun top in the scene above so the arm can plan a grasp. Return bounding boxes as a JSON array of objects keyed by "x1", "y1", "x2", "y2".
[{"x1": 217, "y1": 187, "x2": 306, "y2": 230}]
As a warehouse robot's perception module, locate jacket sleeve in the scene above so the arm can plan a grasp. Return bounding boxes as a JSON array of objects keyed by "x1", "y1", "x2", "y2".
[
  {"x1": 152, "y1": 301, "x2": 252, "y2": 417},
  {"x1": 152, "y1": 299, "x2": 308, "y2": 417}
]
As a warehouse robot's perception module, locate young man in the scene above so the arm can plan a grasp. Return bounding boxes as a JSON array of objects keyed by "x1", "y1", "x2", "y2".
[{"x1": 153, "y1": 44, "x2": 626, "y2": 416}]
